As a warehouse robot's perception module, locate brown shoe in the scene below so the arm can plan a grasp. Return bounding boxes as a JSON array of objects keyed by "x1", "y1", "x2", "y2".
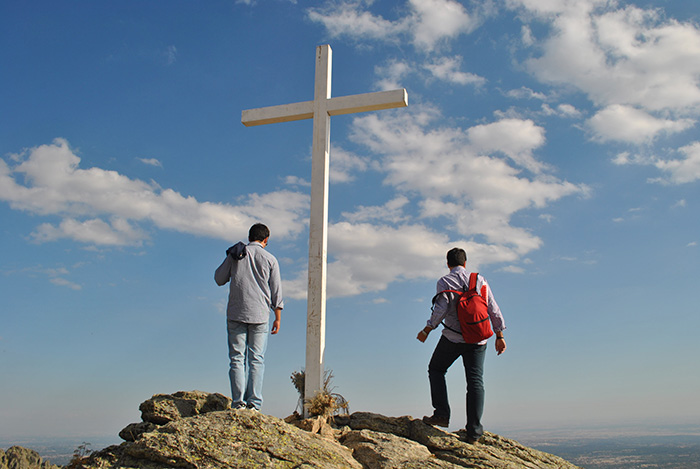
[{"x1": 422, "y1": 414, "x2": 449, "y2": 427}]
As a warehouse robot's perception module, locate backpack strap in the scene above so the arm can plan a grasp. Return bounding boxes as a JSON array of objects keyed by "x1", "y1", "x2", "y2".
[
  {"x1": 468, "y1": 272, "x2": 478, "y2": 292},
  {"x1": 431, "y1": 288, "x2": 466, "y2": 334}
]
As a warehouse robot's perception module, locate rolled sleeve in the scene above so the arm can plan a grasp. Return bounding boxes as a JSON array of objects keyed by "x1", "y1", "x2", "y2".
[{"x1": 268, "y1": 258, "x2": 284, "y2": 311}]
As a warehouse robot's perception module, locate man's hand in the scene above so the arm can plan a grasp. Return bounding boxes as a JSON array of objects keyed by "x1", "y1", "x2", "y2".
[
  {"x1": 271, "y1": 319, "x2": 281, "y2": 335},
  {"x1": 271, "y1": 308, "x2": 282, "y2": 335},
  {"x1": 495, "y1": 337, "x2": 506, "y2": 355},
  {"x1": 417, "y1": 326, "x2": 431, "y2": 343}
]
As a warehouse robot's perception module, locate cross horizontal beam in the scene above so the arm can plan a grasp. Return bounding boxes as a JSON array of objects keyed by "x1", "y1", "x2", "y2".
[{"x1": 241, "y1": 89, "x2": 408, "y2": 127}]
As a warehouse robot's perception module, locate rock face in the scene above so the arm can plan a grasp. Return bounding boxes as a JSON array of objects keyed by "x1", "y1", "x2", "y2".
[
  {"x1": 120, "y1": 391, "x2": 231, "y2": 442},
  {"x1": 0, "y1": 446, "x2": 59, "y2": 469},
  {"x1": 138, "y1": 391, "x2": 232, "y2": 426},
  {"x1": 340, "y1": 412, "x2": 578, "y2": 468},
  {"x1": 65, "y1": 391, "x2": 580, "y2": 469},
  {"x1": 5, "y1": 391, "x2": 579, "y2": 468}
]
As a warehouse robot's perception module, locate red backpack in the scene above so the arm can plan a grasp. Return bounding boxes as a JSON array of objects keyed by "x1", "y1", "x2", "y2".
[{"x1": 431, "y1": 272, "x2": 494, "y2": 343}]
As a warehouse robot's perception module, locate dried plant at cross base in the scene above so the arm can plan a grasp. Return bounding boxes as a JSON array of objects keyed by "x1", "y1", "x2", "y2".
[{"x1": 290, "y1": 369, "x2": 349, "y2": 417}]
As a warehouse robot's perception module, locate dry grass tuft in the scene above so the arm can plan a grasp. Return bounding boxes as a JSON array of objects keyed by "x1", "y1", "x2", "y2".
[{"x1": 290, "y1": 369, "x2": 349, "y2": 417}]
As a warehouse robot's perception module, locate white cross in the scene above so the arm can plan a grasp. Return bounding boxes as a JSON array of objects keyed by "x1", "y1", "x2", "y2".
[{"x1": 241, "y1": 44, "x2": 408, "y2": 415}]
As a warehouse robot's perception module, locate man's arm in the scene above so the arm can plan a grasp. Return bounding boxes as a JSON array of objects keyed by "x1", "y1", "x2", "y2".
[
  {"x1": 482, "y1": 277, "x2": 507, "y2": 355},
  {"x1": 214, "y1": 255, "x2": 232, "y2": 286},
  {"x1": 417, "y1": 280, "x2": 450, "y2": 342}
]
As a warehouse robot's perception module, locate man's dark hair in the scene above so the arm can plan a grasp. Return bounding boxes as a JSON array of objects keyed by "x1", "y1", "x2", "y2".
[
  {"x1": 248, "y1": 223, "x2": 270, "y2": 242},
  {"x1": 446, "y1": 247, "x2": 467, "y2": 268}
]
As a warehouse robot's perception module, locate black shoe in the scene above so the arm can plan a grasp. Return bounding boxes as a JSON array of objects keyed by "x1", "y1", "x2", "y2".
[
  {"x1": 422, "y1": 414, "x2": 449, "y2": 427},
  {"x1": 464, "y1": 435, "x2": 482, "y2": 444}
]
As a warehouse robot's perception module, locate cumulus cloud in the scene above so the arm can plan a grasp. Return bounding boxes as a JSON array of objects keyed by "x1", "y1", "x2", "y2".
[
  {"x1": 352, "y1": 111, "x2": 586, "y2": 240},
  {"x1": 408, "y1": 0, "x2": 478, "y2": 51},
  {"x1": 308, "y1": 0, "x2": 478, "y2": 51},
  {"x1": 341, "y1": 196, "x2": 411, "y2": 224},
  {"x1": 588, "y1": 105, "x2": 695, "y2": 143},
  {"x1": 329, "y1": 146, "x2": 372, "y2": 183},
  {"x1": 423, "y1": 56, "x2": 485, "y2": 86},
  {"x1": 653, "y1": 142, "x2": 700, "y2": 184},
  {"x1": 308, "y1": 1, "x2": 402, "y2": 43},
  {"x1": 611, "y1": 142, "x2": 700, "y2": 185},
  {"x1": 508, "y1": 0, "x2": 700, "y2": 120},
  {"x1": 467, "y1": 118, "x2": 548, "y2": 173},
  {"x1": 0, "y1": 139, "x2": 309, "y2": 246}
]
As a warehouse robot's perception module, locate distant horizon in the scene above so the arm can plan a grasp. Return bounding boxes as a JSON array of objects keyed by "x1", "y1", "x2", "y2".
[{"x1": 3, "y1": 411, "x2": 700, "y2": 444}]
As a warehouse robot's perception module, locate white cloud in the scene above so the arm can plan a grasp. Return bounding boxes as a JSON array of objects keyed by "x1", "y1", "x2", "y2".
[
  {"x1": 653, "y1": 141, "x2": 700, "y2": 184},
  {"x1": 0, "y1": 139, "x2": 309, "y2": 246},
  {"x1": 307, "y1": 2, "x2": 402, "y2": 43},
  {"x1": 349, "y1": 110, "x2": 587, "y2": 255},
  {"x1": 506, "y1": 87, "x2": 547, "y2": 101},
  {"x1": 322, "y1": 221, "x2": 520, "y2": 298},
  {"x1": 138, "y1": 158, "x2": 163, "y2": 167},
  {"x1": 164, "y1": 45, "x2": 177, "y2": 65},
  {"x1": 611, "y1": 142, "x2": 700, "y2": 185},
  {"x1": 611, "y1": 151, "x2": 654, "y2": 166},
  {"x1": 375, "y1": 59, "x2": 412, "y2": 90},
  {"x1": 521, "y1": 25, "x2": 535, "y2": 46},
  {"x1": 514, "y1": 0, "x2": 700, "y2": 115},
  {"x1": 341, "y1": 196, "x2": 410, "y2": 223},
  {"x1": 466, "y1": 118, "x2": 548, "y2": 173},
  {"x1": 423, "y1": 56, "x2": 485, "y2": 85},
  {"x1": 556, "y1": 104, "x2": 581, "y2": 118},
  {"x1": 308, "y1": 0, "x2": 478, "y2": 51},
  {"x1": 283, "y1": 175, "x2": 311, "y2": 187},
  {"x1": 588, "y1": 105, "x2": 695, "y2": 143},
  {"x1": 329, "y1": 146, "x2": 372, "y2": 183},
  {"x1": 49, "y1": 277, "x2": 82, "y2": 291},
  {"x1": 408, "y1": 0, "x2": 477, "y2": 51},
  {"x1": 31, "y1": 218, "x2": 147, "y2": 246}
]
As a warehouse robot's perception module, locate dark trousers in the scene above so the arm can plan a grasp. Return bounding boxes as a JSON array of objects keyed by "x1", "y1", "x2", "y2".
[{"x1": 428, "y1": 335, "x2": 487, "y2": 439}]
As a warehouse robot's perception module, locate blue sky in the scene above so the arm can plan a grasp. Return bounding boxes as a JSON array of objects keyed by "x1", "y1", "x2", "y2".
[{"x1": 2, "y1": 0, "x2": 699, "y2": 442}]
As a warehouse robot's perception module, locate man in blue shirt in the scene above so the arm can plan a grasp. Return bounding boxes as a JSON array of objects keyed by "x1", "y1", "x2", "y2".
[
  {"x1": 417, "y1": 247, "x2": 506, "y2": 443},
  {"x1": 215, "y1": 223, "x2": 284, "y2": 411}
]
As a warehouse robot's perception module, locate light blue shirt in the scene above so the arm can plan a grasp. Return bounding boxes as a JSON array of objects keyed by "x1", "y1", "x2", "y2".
[
  {"x1": 428, "y1": 266, "x2": 506, "y2": 344},
  {"x1": 215, "y1": 241, "x2": 284, "y2": 324}
]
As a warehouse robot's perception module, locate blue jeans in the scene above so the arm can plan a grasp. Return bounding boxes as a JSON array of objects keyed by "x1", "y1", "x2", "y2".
[
  {"x1": 227, "y1": 320, "x2": 269, "y2": 410},
  {"x1": 428, "y1": 335, "x2": 487, "y2": 439}
]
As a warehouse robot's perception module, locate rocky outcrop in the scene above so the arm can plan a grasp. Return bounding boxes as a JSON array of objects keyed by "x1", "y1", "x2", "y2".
[
  {"x1": 120, "y1": 391, "x2": 231, "y2": 442},
  {"x1": 83, "y1": 410, "x2": 361, "y2": 469},
  {"x1": 6, "y1": 391, "x2": 580, "y2": 468},
  {"x1": 138, "y1": 391, "x2": 232, "y2": 425},
  {"x1": 0, "y1": 446, "x2": 59, "y2": 469},
  {"x1": 69, "y1": 391, "x2": 580, "y2": 469},
  {"x1": 340, "y1": 412, "x2": 577, "y2": 468}
]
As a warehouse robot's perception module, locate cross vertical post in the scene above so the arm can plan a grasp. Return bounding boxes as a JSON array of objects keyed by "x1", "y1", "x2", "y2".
[
  {"x1": 306, "y1": 45, "x2": 331, "y2": 407},
  {"x1": 241, "y1": 44, "x2": 407, "y2": 417}
]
